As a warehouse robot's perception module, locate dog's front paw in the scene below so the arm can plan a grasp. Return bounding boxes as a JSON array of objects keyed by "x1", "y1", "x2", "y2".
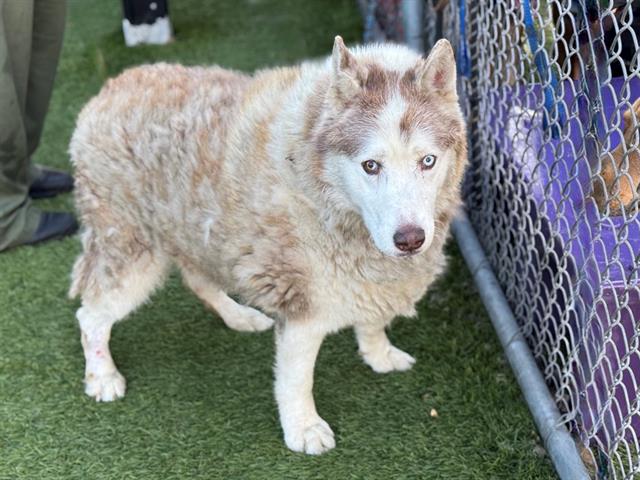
[
  {"x1": 84, "y1": 370, "x2": 126, "y2": 402},
  {"x1": 284, "y1": 416, "x2": 336, "y2": 455},
  {"x1": 361, "y1": 345, "x2": 416, "y2": 373},
  {"x1": 224, "y1": 306, "x2": 274, "y2": 332}
]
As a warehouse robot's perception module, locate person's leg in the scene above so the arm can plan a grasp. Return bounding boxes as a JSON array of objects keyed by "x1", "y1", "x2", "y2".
[
  {"x1": 0, "y1": 0, "x2": 41, "y2": 251},
  {"x1": 26, "y1": 0, "x2": 66, "y2": 182}
]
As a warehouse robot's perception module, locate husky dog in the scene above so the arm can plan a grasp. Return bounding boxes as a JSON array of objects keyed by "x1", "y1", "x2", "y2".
[{"x1": 69, "y1": 37, "x2": 467, "y2": 455}]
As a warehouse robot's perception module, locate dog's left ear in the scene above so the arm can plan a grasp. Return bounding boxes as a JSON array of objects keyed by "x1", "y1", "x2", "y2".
[{"x1": 415, "y1": 39, "x2": 457, "y2": 101}]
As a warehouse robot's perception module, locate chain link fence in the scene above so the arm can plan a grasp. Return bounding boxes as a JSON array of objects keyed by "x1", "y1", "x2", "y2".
[{"x1": 362, "y1": 1, "x2": 640, "y2": 478}]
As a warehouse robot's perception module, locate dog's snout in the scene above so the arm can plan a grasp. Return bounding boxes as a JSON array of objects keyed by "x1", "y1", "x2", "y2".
[{"x1": 393, "y1": 225, "x2": 425, "y2": 252}]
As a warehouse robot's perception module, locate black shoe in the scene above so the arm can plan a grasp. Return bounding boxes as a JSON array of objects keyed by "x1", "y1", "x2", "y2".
[
  {"x1": 24, "y1": 212, "x2": 79, "y2": 246},
  {"x1": 29, "y1": 167, "x2": 74, "y2": 199}
]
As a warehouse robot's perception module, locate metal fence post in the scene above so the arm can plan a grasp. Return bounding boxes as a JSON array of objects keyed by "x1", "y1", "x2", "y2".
[{"x1": 452, "y1": 212, "x2": 591, "y2": 480}]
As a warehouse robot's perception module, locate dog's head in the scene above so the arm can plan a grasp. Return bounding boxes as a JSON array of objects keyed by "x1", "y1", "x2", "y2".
[{"x1": 315, "y1": 36, "x2": 467, "y2": 257}]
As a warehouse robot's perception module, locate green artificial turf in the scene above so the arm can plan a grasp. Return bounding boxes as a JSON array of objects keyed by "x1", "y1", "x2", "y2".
[{"x1": 0, "y1": 1, "x2": 557, "y2": 478}]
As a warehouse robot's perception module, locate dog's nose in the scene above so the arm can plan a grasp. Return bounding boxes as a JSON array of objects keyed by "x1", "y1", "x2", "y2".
[{"x1": 393, "y1": 225, "x2": 425, "y2": 252}]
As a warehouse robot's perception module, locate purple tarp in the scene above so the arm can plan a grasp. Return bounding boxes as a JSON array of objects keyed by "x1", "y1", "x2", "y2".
[{"x1": 488, "y1": 76, "x2": 640, "y2": 451}]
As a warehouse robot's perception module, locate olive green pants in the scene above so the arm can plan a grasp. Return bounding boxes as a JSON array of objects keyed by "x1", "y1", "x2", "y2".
[{"x1": 0, "y1": 0, "x2": 66, "y2": 251}]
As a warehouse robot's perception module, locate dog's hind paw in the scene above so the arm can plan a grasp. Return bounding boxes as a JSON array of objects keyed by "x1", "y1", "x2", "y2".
[
  {"x1": 284, "y1": 417, "x2": 336, "y2": 455},
  {"x1": 84, "y1": 370, "x2": 126, "y2": 402},
  {"x1": 223, "y1": 305, "x2": 274, "y2": 332},
  {"x1": 361, "y1": 345, "x2": 416, "y2": 373}
]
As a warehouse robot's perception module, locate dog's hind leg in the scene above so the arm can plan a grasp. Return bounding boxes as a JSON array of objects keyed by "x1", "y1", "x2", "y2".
[
  {"x1": 180, "y1": 267, "x2": 274, "y2": 332},
  {"x1": 355, "y1": 324, "x2": 416, "y2": 373},
  {"x1": 74, "y1": 250, "x2": 168, "y2": 402}
]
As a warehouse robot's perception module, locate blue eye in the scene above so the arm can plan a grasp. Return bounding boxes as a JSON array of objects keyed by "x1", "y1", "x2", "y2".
[
  {"x1": 420, "y1": 154, "x2": 437, "y2": 170},
  {"x1": 362, "y1": 159, "x2": 381, "y2": 175}
]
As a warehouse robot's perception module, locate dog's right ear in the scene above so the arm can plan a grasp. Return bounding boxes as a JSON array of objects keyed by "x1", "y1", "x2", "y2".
[
  {"x1": 330, "y1": 36, "x2": 362, "y2": 102},
  {"x1": 415, "y1": 39, "x2": 457, "y2": 102}
]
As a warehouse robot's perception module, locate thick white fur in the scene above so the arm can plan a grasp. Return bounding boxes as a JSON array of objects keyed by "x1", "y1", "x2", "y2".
[{"x1": 69, "y1": 38, "x2": 466, "y2": 454}]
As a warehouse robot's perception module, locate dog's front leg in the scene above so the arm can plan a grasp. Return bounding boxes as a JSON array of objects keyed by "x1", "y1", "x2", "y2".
[
  {"x1": 355, "y1": 323, "x2": 415, "y2": 373},
  {"x1": 275, "y1": 320, "x2": 335, "y2": 455}
]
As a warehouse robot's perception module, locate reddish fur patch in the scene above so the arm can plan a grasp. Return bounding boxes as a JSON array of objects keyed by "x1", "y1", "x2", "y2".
[
  {"x1": 314, "y1": 61, "x2": 464, "y2": 158},
  {"x1": 192, "y1": 128, "x2": 216, "y2": 189},
  {"x1": 399, "y1": 71, "x2": 464, "y2": 150},
  {"x1": 433, "y1": 70, "x2": 444, "y2": 88},
  {"x1": 314, "y1": 63, "x2": 399, "y2": 157},
  {"x1": 233, "y1": 212, "x2": 311, "y2": 319}
]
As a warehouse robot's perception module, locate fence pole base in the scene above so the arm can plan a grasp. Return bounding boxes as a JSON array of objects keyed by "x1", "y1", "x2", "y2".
[{"x1": 452, "y1": 211, "x2": 590, "y2": 480}]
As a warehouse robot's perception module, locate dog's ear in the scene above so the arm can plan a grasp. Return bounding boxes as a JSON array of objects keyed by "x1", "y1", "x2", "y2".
[
  {"x1": 331, "y1": 36, "x2": 363, "y2": 101},
  {"x1": 415, "y1": 39, "x2": 457, "y2": 101}
]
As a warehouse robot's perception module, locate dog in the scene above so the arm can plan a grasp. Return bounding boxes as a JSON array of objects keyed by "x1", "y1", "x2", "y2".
[
  {"x1": 69, "y1": 36, "x2": 467, "y2": 455},
  {"x1": 593, "y1": 97, "x2": 640, "y2": 214}
]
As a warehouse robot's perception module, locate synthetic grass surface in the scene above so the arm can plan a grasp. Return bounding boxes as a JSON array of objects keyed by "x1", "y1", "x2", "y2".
[{"x1": 0, "y1": 1, "x2": 556, "y2": 478}]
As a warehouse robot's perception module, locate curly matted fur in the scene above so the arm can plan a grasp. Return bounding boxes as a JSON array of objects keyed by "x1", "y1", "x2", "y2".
[{"x1": 69, "y1": 37, "x2": 466, "y2": 455}]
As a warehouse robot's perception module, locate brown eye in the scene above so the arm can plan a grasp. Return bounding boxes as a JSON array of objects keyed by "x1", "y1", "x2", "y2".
[
  {"x1": 420, "y1": 154, "x2": 437, "y2": 170},
  {"x1": 362, "y1": 159, "x2": 381, "y2": 175}
]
